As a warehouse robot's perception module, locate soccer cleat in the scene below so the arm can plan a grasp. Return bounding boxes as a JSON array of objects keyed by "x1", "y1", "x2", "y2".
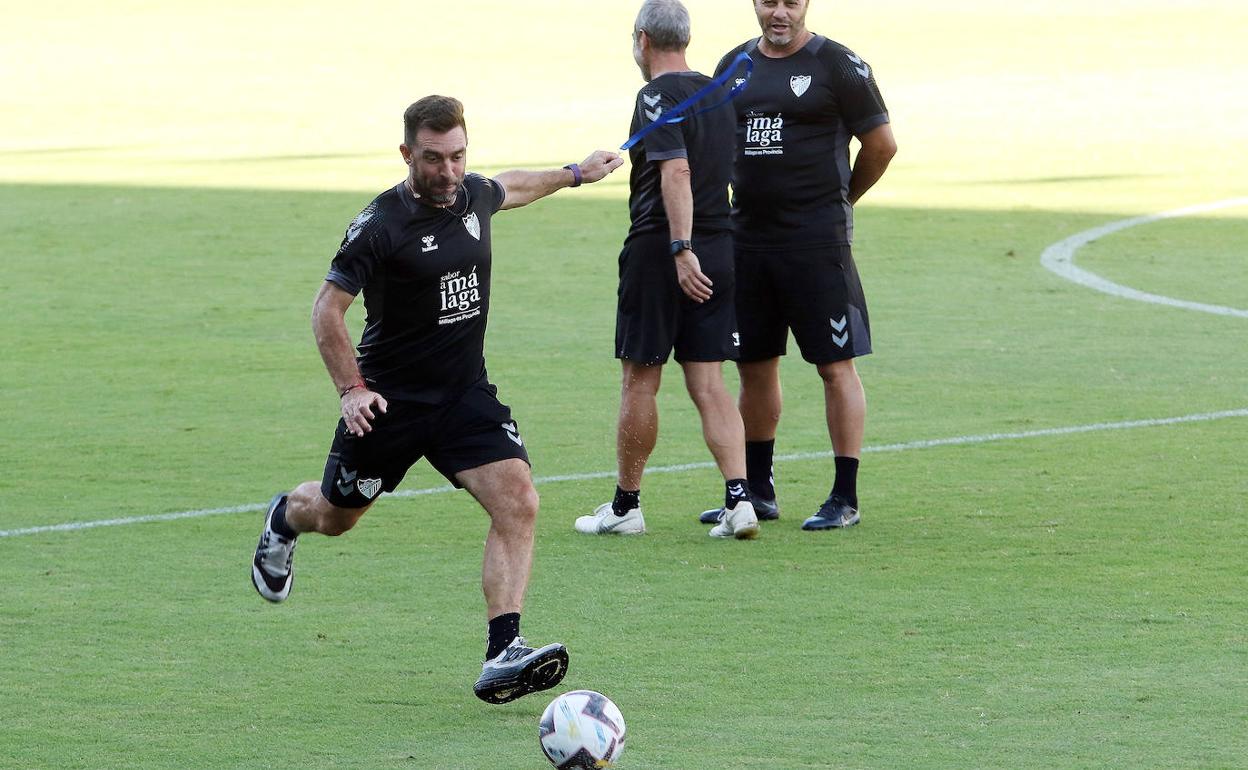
[
  {"x1": 251, "y1": 492, "x2": 297, "y2": 602},
  {"x1": 574, "y1": 502, "x2": 646, "y2": 535},
  {"x1": 699, "y1": 496, "x2": 779, "y2": 524},
  {"x1": 473, "y1": 637, "x2": 569, "y2": 704},
  {"x1": 802, "y1": 493, "x2": 861, "y2": 530},
  {"x1": 709, "y1": 500, "x2": 760, "y2": 540}
]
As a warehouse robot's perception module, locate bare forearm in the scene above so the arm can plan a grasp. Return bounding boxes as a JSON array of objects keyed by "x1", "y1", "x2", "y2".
[
  {"x1": 312, "y1": 289, "x2": 363, "y2": 394},
  {"x1": 494, "y1": 167, "x2": 577, "y2": 210},
  {"x1": 848, "y1": 150, "x2": 893, "y2": 205},
  {"x1": 848, "y1": 124, "x2": 898, "y2": 206},
  {"x1": 660, "y1": 163, "x2": 694, "y2": 241}
]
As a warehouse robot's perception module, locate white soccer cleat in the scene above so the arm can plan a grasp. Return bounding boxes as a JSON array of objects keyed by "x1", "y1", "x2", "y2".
[
  {"x1": 574, "y1": 502, "x2": 646, "y2": 535},
  {"x1": 709, "y1": 500, "x2": 759, "y2": 540}
]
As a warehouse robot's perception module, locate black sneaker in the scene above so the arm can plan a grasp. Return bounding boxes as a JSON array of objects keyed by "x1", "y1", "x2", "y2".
[
  {"x1": 473, "y1": 637, "x2": 569, "y2": 705},
  {"x1": 699, "y1": 496, "x2": 780, "y2": 524},
  {"x1": 801, "y1": 493, "x2": 860, "y2": 531},
  {"x1": 251, "y1": 493, "x2": 297, "y2": 602}
]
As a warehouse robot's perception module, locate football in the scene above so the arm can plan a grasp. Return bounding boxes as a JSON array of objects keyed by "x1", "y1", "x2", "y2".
[{"x1": 538, "y1": 690, "x2": 627, "y2": 769}]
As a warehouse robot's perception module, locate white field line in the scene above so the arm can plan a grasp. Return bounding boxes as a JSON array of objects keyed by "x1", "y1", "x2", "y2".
[
  {"x1": 3, "y1": 408, "x2": 1246, "y2": 539},
  {"x1": 1040, "y1": 197, "x2": 1248, "y2": 318}
]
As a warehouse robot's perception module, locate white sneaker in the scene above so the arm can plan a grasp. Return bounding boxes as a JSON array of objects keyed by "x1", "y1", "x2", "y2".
[
  {"x1": 574, "y1": 502, "x2": 646, "y2": 535},
  {"x1": 709, "y1": 500, "x2": 759, "y2": 540},
  {"x1": 251, "y1": 492, "x2": 297, "y2": 602}
]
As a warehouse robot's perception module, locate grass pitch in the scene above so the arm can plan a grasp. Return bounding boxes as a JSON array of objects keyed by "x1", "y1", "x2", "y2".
[{"x1": 2, "y1": 2, "x2": 1247, "y2": 768}]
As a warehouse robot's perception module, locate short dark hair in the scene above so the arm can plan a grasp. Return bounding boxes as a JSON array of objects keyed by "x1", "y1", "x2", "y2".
[{"x1": 403, "y1": 96, "x2": 467, "y2": 145}]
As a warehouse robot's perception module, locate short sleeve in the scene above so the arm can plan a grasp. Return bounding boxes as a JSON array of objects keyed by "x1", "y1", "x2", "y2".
[
  {"x1": 483, "y1": 175, "x2": 507, "y2": 214},
  {"x1": 638, "y1": 84, "x2": 687, "y2": 163},
  {"x1": 326, "y1": 201, "x2": 388, "y2": 295},
  {"x1": 823, "y1": 45, "x2": 890, "y2": 137}
]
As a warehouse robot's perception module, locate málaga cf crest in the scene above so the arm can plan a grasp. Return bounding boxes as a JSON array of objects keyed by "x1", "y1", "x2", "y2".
[
  {"x1": 790, "y1": 74, "x2": 811, "y2": 97},
  {"x1": 463, "y1": 211, "x2": 480, "y2": 240}
]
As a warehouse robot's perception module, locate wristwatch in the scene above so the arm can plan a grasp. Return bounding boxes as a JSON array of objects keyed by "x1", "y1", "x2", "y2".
[{"x1": 669, "y1": 239, "x2": 693, "y2": 256}]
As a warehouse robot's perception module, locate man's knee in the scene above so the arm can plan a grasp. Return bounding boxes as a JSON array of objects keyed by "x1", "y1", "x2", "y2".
[{"x1": 818, "y1": 358, "x2": 858, "y2": 385}]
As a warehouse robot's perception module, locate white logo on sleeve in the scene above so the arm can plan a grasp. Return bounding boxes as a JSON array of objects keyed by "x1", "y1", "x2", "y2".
[
  {"x1": 463, "y1": 211, "x2": 480, "y2": 240},
  {"x1": 830, "y1": 315, "x2": 849, "y2": 348},
  {"x1": 642, "y1": 92, "x2": 663, "y2": 122},
  {"x1": 502, "y1": 421, "x2": 523, "y2": 446},
  {"x1": 345, "y1": 211, "x2": 373, "y2": 244},
  {"x1": 846, "y1": 53, "x2": 871, "y2": 79},
  {"x1": 421, "y1": 235, "x2": 439, "y2": 253},
  {"x1": 790, "y1": 75, "x2": 811, "y2": 97}
]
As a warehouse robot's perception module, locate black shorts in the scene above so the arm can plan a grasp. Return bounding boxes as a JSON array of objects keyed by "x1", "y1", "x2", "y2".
[
  {"x1": 734, "y1": 243, "x2": 872, "y2": 364},
  {"x1": 615, "y1": 230, "x2": 739, "y2": 365},
  {"x1": 320, "y1": 379, "x2": 530, "y2": 508}
]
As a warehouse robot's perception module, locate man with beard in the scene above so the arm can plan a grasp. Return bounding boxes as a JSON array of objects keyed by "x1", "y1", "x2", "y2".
[
  {"x1": 701, "y1": 0, "x2": 897, "y2": 531},
  {"x1": 249, "y1": 95, "x2": 623, "y2": 704}
]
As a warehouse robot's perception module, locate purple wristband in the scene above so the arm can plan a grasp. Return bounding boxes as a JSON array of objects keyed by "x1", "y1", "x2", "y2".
[{"x1": 563, "y1": 163, "x2": 582, "y2": 187}]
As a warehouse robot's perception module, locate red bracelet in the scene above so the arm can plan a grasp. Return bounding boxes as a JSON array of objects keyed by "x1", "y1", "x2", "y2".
[{"x1": 340, "y1": 381, "x2": 365, "y2": 397}]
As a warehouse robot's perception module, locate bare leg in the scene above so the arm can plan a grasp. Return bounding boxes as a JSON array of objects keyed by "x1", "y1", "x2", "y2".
[
  {"x1": 617, "y1": 361, "x2": 664, "y2": 490},
  {"x1": 816, "y1": 358, "x2": 866, "y2": 457},
  {"x1": 456, "y1": 458, "x2": 540, "y2": 620},
  {"x1": 736, "y1": 357, "x2": 783, "y2": 442},
  {"x1": 680, "y1": 360, "x2": 746, "y2": 480},
  {"x1": 284, "y1": 481, "x2": 372, "y2": 536}
]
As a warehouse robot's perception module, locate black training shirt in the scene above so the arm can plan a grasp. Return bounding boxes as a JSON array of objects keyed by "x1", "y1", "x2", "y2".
[
  {"x1": 326, "y1": 173, "x2": 506, "y2": 403},
  {"x1": 626, "y1": 71, "x2": 735, "y2": 241},
  {"x1": 715, "y1": 35, "x2": 889, "y2": 246}
]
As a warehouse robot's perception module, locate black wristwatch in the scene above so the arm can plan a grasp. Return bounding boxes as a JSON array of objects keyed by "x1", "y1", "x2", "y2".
[{"x1": 669, "y1": 239, "x2": 693, "y2": 256}]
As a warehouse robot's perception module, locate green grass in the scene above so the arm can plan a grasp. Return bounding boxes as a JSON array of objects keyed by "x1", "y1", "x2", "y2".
[{"x1": 3, "y1": 1, "x2": 1248, "y2": 768}]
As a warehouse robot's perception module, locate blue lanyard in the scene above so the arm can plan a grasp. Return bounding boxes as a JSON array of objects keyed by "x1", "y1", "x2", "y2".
[{"x1": 619, "y1": 51, "x2": 754, "y2": 151}]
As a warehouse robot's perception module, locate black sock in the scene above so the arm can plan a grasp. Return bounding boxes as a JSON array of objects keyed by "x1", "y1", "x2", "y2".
[
  {"x1": 486, "y1": 612, "x2": 521, "y2": 660},
  {"x1": 832, "y1": 456, "x2": 859, "y2": 508},
  {"x1": 725, "y1": 478, "x2": 750, "y2": 509},
  {"x1": 745, "y1": 440, "x2": 776, "y2": 500},
  {"x1": 269, "y1": 497, "x2": 298, "y2": 539},
  {"x1": 612, "y1": 486, "x2": 640, "y2": 516}
]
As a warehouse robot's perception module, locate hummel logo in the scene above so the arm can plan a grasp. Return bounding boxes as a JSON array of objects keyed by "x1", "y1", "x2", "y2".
[
  {"x1": 642, "y1": 92, "x2": 661, "y2": 107},
  {"x1": 728, "y1": 483, "x2": 745, "y2": 497},
  {"x1": 502, "y1": 421, "x2": 523, "y2": 447},
  {"x1": 644, "y1": 107, "x2": 662, "y2": 122},
  {"x1": 421, "y1": 235, "x2": 438, "y2": 252},
  {"x1": 732, "y1": 332, "x2": 740, "y2": 347},
  {"x1": 345, "y1": 211, "x2": 372, "y2": 244},
  {"x1": 847, "y1": 53, "x2": 871, "y2": 79},
  {"x1": 830, "y1": 315, "x2": 849, "y2": 348},
  {"x1": 336, "y1": 467, "x2": 358, "y2": 497}
]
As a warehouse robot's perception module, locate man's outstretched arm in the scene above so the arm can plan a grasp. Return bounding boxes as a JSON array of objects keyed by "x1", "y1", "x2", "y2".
[{"x1": 495, "y1": 150, "x2": 625, "y2": 210}]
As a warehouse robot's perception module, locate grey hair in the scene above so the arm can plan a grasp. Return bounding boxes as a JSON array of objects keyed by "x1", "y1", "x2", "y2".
[{"x1": 635, "y1": 0, "x2": 691, "y2": 52}]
